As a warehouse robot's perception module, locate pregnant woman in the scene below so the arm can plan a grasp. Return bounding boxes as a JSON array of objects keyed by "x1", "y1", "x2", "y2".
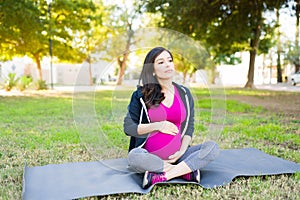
[{"x1": 123, "y1": 47, "x2": 220, "y2": 189}]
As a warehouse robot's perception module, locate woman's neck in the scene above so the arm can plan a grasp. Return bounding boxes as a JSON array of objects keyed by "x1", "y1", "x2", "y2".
[{"x1": 158, "y1": 79, "x2": 173, "y2": 92}]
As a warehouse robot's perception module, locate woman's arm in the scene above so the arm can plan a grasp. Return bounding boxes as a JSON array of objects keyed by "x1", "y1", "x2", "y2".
[
  {"x1": 179, "y1": 135, "x2": 192, "y2": 153},
  {"x1": 123, "y1": 90, "x2": 178, "y2": 137},
  {"x1": 166, "y1": 135, "x2": 192, "y2": 163},
  {"x1": 137, "y1": 121, "x2": 178, "y2": 135},
  {"x1": 137, "y1": 122, "x2": 161, "y2": 135},
  {"x1": 123, "y1": 90, "x2": 143, "y2": 137}
]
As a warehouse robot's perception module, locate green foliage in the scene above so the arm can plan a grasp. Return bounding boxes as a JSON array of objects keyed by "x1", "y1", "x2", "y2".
[
  {"x1": 34, "y1": 79, "x2": 48, "y2": 90},
  {"x1": 143, "y1": 0, "x2": 288, "y2": 87},
  {"x1": 0, "y1": 0, "x2": 41, "y2": 60},
  {"x1": 287, "y1": 44, "x2": 300, "y2": 66},
  {"x1": 144, "y1": 0, "x2": 285, "y2": 63},
  {"x1": 4, "y1": 73, "x2": 19, "y2": 91},
  {"x1": 2, "y1": 74, "x2": 42, "y2": 91},
  {"x1": 0, "y1": 0, "x2": 103, "y2": 80},
  {"x1": 214, "y1": 54, "x2": 242, "y2": 65},
  {"x1": 17, "y1": 75, "x2": 33, "y2": 91}
]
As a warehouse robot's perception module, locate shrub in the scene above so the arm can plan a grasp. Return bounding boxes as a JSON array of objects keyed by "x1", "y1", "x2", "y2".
[
  {"x1": 34, "y1": 79, "x2": 48, "y2": 90},
  {"x1": 17, "y1": 75, "x2": 33, "y2": 91},
  {"x1": 4, "y1": 73, "x2": 19, "y2": 91}
]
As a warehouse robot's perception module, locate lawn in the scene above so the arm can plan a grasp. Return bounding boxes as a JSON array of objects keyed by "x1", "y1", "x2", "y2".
[{"x1": 0, "y1": 87, "x2": 299, "y2": 200}]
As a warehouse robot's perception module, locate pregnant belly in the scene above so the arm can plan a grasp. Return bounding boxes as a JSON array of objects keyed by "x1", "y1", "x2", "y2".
[{"x1": 144, "y1": 132, "x2": 181, "y2": 160}]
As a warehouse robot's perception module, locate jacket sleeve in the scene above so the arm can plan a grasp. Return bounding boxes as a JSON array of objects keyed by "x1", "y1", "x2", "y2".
[
  {"x1": 184, "y1": 87, "x2": 194, "y2": 138},
  {"x1": 123, "y1": 90, "x2": 142, "y2": 137}
]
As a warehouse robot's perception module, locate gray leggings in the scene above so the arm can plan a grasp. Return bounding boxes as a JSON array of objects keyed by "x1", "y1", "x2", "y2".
[{"x1": 127, "y1": 140, "x2": 220, "y2": 173}]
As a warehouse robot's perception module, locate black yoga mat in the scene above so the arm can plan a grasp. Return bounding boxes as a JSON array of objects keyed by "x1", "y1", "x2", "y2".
[{"x1": 22, "y1": 148, "x2": 300, "y2": 200}]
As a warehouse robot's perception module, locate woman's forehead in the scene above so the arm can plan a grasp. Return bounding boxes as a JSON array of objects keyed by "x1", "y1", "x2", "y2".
[{"x1": 155, "y1": 51, "x2": 172, "y2": 61}]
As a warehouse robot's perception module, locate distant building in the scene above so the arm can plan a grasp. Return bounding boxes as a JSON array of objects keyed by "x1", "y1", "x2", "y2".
[
  {"x1": 0, "y1": 56, "x2": 115, "y2": 86},
  {"x1": 214, "y1": 52, "x2": 293, "y2": 86},
  {"x1": 0, "y1": 56, "x2": 35, "y2": 83},
  {"x1": 0, "y1": 52, "x2": 295, "y2": 87}
]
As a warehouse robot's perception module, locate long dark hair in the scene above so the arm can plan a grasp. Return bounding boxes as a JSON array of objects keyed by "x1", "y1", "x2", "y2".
[{"x1": 139, "y1": 47, "x2": 173, "y2": 108}]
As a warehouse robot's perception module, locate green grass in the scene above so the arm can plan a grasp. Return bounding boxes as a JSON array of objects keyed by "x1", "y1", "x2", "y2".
[{"x1": 0, "y1": 88, "x2": 299, "y2": 200}]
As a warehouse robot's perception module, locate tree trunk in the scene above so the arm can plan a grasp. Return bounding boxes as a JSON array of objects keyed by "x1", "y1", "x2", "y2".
[
  {"x1": 87, "y1": 56, "x2": 93, "y2": 86},
  {"x1": 116, "y1": 29, "x2": 133, "y2": 85},
  {"x1": 277, "y1": 52, "x2": 282, "y2": 82},
  {"x1": 296, "y1": 0, "x2": 300, "y2": 48},
  {"x1": 296, "y1": 64, "x2": 300, "y2": 72},
  {"x1": 245, "y1": 33, "x2": 261, "y2": 88},
  {"x1": 88, "y1": 62, "x2": 93, "y2": 85},
  {"x1": 276, "y1": 8, "x2": 283, "y2": 83},
  {"x1": 295, "y1": 0, "x2": 300, "y2": 73},
  {"x1": 182, "y1": 70, "x2": 187, "y2": 84},
  {"x1": 245, "y1": 47, "x2": 256, "y2": 88},
  {"x1": 244, "y1": 6, "x2": 262, "y2": 88},
  {"x1": 116, "y1": 55, "x2": 128, "y2": 85},
  {"x1": 33, "y1": 53, "x2": 42, "y2": 80}
]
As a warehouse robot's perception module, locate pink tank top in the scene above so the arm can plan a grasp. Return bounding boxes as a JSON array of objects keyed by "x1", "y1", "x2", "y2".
[{"x1": 144, "y1": 86, "x2": 187, "y2": 160}]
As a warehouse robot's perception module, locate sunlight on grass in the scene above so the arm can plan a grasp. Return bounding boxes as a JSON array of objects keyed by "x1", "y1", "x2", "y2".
[{"x1": 225, "y1": 88, "x2": 275, "y2": 96}]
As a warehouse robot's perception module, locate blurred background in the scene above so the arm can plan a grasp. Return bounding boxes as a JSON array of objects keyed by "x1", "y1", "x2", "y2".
[{"x1": 1, "y1": 0, "x2": 300, "y2": 91}]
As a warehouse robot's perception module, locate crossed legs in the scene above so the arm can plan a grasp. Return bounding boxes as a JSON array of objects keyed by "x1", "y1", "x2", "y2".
[{"x1": 128, "y1": 140, "x2": 220, "y2": 180}]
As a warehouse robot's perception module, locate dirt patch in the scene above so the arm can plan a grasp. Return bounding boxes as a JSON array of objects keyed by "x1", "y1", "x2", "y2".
[{"x1": 227, "y1": 92, "x2": 300, "y2": 119}]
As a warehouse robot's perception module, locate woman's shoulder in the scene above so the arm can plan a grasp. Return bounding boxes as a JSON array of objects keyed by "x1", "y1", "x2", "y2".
[
  {"x1": 173, "y1": 82, "x2": 191, "y2": 94},
  {"x1": 131, "y1": 85, "x2": 143, "y2": 98},
  {"x1": 128, "y1": 85, "x2": 144, "y2": 108}
]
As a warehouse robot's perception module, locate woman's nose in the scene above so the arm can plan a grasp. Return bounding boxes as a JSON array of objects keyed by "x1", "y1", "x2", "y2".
[{"x1": 165, "y1": 62, "x2": 170, "y2": 68}]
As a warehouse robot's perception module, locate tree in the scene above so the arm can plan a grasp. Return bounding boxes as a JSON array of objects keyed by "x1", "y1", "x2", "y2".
[
  {"x1": 167, "y1": 34, "x2": 211, "y2": 83},
  {"x1": 74, "y1": 2, "x2": 109, "y2": 85},
  {"x1": 95, "y1": 1, "x2": 165, "y2": 85},
  {"x1": 0, "y1": 0, "x2": 98, "y2": 81},
  {"x1": 0, "y1": 0, "x2": 42, "y2": 70},
  {"x1": 286, "y1": 0, "x2": 300, "y2": 72},
  {"x1": 276, "y1": 7, "x2": 283, "y2": 82},
  {"x1": 144, "y1": 0, "x2": 287, "y2": 88},
  {"x1": 90, "y1": 1, "x2": 138, "y2": 85},
  {"x1": 287, "y1": 44, "x2": 300, "y2": 72}
]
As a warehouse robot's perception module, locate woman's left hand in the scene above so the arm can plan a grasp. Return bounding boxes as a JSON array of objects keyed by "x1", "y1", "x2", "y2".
[
  {"x1": 166, "y1": 135, "x2": 191, "y2": 163},
  {"x1": 166, "y1": 151, "x2": 184, "y2": 163}
]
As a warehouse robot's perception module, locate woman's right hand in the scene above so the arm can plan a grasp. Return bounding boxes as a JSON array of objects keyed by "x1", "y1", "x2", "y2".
[{"x1": 158, "y1": 121, "x2": 178, "y2": 135}]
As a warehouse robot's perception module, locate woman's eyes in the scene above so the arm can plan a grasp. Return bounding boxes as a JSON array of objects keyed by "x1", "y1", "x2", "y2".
[{"x1": 158, "y1": 60, "x2": 172, "y2": 64}]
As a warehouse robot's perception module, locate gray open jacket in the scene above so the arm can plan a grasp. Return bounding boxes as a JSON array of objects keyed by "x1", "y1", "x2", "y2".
[{"x1": 123, "y1": 82, "x2": 195, "y2": 152}]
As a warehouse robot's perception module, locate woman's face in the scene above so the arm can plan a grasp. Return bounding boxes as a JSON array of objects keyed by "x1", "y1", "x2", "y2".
[{"x1": 153, "y1": 50, "x2": 174, "y2": 81}]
